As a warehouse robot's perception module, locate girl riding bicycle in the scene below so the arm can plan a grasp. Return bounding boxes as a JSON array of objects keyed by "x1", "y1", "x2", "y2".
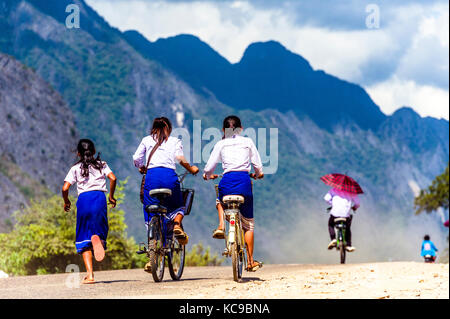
[
  {"x1": 62, "y1": 139, "x2": 117, "y2": 284},
  {"x1": 203, "y1": 115, "x2": 264, "y2": 272},
  {"x1": 324, "y1": 188, "x2": 359, "y2": 252},
  {"x1": 133, "y1": 117, "x2": 199, "y2": 268}
]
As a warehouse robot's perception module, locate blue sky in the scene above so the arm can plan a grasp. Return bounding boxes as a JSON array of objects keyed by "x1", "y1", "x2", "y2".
[{"x1": 86, "y1": 0, "x2": 449, "y2": 120}]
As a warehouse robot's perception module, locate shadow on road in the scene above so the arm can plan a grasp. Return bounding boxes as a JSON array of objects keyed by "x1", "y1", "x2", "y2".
[
  {"x1": 95, "y1": 280, "x2": 140, "y2": 284},
  {"x1": 239, "y1": 277, "x2": 265, "y2": 283}
]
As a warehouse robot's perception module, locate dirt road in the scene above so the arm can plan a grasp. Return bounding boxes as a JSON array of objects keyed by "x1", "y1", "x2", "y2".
[{"x1": 0, "y1": 262, "x2": 448, "y2": 299}]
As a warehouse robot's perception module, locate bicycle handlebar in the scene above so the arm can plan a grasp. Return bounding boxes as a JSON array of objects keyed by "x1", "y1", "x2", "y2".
[
  {"x1": 178, "y1": 170, "x2": 195, "y2": 184},
  {"x1": 325, "y1": 206, "x2": 357, "y2": 215},
  {"x1": 204, "y1": 173, "x2": 263, "y2": 181}
]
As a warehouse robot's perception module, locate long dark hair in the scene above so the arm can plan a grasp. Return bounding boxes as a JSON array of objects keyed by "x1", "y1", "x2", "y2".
[
  {"x1": 151, "y1": 117, "x2": 172, "y2": 145},
  {"x1": 76, "y1": 139, "x2": 103, "y2": 178},
  {"x1": 223, "y1": 115, "x2": 242, "y2": 139}
]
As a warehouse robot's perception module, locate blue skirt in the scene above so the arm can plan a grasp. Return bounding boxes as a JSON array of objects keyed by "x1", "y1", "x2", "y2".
[
  {"x1": 218, "y1": 171, "x2": 253, "y2": 219},
  {"x1": 143, "y1": 167, "x2": 185, "y2": 225},
  {"x1": 75, "y1": 191, "x2": 108, "y2": 254}
]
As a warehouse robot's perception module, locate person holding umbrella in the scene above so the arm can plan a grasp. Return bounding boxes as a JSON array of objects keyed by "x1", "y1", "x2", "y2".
[{"x1": 321, "y1": 173, "x2": 363, "y2": 252}]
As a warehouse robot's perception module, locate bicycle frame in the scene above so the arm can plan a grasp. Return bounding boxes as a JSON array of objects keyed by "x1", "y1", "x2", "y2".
[
  {"x1": 335, "y1": 222, "x2": 346, "y2": 249},
  {"x1": 148, "y1": 212, "x2": 172, "y2": 248},
  {"x1": 223, "y1": 208, "x2": 245, "y2": 256},
  {"x1": 139, "y1": 171, "x2": 192, "y2": 256}
]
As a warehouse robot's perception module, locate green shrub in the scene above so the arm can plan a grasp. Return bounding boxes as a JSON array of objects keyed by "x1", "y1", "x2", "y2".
[{"x1": 185, "y1": 242, "x2": 224, "y2": 267}]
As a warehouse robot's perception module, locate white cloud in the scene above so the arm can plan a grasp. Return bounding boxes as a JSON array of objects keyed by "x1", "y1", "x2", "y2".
[
  {"x1": 86, "y1": 0, "x2": 449, "y2": 120},
  {"x1": 395, "y1": 10, "x2": 449, "y2": 89},
  {"x1": 366, "y1": 75, "x2": 449, "y2": 120}
]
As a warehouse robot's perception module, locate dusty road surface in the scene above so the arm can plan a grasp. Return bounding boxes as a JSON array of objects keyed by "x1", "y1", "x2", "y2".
[{"x1": 0, "y1": 262, "x2": 448, "y2": 299}]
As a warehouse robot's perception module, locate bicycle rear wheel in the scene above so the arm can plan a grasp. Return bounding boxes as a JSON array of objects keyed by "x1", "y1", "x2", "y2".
[
  {"x1": 238, "y1": 246, "x2": 244, "y2": 279},
  {"x1": 231, "y1": 242, "x2": 240, "y2": 282},
  {"x1": 168, "y1": 237, "x2": 186, "y2": 281},
  {"x1": 148, "y1": 220, "x2": 165, "y2": 282}
]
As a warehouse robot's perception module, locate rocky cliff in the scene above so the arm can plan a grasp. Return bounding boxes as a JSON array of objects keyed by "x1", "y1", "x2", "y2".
[{"x1": 0, "y1": 53, "x2": 78, "y2": 230}]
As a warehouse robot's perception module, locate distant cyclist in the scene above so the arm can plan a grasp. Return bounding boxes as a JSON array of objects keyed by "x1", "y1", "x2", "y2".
[
  {"x1": 324, "y1": 188, "x2": 360, "y2": 252},
  {"x1": 421, "y1": 235, "x2": 438, "y2": 262}
]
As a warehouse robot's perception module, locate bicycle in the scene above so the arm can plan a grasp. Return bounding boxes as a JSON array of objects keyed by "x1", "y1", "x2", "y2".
[
  {"x1": 210, "y1": 173, "x2": 260, "y2": 282},
  {"x1": 327, "y1": 207, "x2": 356, "y2": 264},
  {"x1": 424, "y1": 254, "x2": 436, "y2": 263},
  {"x1": 334, "y1": 217, "x2": 348, "y2": 264},
  {"x1": 137, "y1": 171, "x2": 195, "y2": 282}
]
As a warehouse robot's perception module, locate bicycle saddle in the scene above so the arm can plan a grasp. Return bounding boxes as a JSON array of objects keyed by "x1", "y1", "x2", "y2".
[
  {"x1": 222, "y1": 195, "x2": 245, "y2": 204},
  {"x1": 334, "y1": 218, "x2": 347, "y2": 223},
  {"x1": 149, "y1": 188, "x2": 172, "y2": 200}
]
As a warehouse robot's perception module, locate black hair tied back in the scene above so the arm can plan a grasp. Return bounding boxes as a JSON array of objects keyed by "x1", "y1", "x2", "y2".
[
  {"x1": 151, "y1": 117, "x2": 172, "y2": 145},
  {"x1": 76, "y1": 139, "x2": 103, "y2": 178},
  {"x1": 223, "y1": 115, "x2": 242, "y2": 139}
]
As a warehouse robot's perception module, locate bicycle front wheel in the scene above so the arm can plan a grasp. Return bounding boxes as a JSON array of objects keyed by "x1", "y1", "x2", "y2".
[{"x1": 339, "y1": 241, "x2": 346, "y2": 264}]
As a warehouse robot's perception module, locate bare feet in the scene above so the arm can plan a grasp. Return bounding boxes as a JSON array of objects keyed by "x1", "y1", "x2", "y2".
[{"x1": 91, "y1": 235, "x2": 105, "y2": 262}]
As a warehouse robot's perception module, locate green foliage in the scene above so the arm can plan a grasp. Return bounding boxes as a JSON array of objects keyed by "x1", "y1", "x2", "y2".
[
  {"x1": 185, "y1": 242, "x2": 224, "y2": 267},
  {"x1": 414, "y1": 164, "x2": 449, "y2": 215},
  {"x1": 0, "y1": 180, "x2": 146, "y2": 276}
]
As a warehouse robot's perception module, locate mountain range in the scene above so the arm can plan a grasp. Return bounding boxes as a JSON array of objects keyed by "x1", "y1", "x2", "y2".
[{"x1": 0, "y1": 0, "x2": 448, "y2": 263}]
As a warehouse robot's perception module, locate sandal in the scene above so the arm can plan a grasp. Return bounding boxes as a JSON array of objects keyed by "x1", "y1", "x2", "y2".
[
  {"x1": 144, "y1": 261, "x2": 152, "y2": 273},
  {"x1": 91, "y1": 235, "x2": 105, "y2": 262},
  {"x1": 212, "y1": 228, "x2": 225, "y2": 239},
  {"x1": 246, "y1": 261, "x2": 263, "y2": 272},
  {"x1": 174, "y1": 224, "x2": 189, "y2": 245},
  {"x1": 177, "y1": 234, "x2": 189, "y2": 246},
  {"x1": 81, "y1": 276, "x2": 95, "y2": 284},
  {"x1": 173, "y1": 224, "x2": 184, "y2": 236}
]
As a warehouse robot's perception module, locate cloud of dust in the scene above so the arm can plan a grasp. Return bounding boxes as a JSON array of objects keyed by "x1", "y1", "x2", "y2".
[{"x1": 256, "y1": 200, "x2": 449, "y2": 264}]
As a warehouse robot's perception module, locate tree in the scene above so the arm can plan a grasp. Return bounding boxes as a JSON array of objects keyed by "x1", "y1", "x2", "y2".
[
  {"x1": 0, "y1": 180, "x2": 146, "y2": 275},
  {"x1": 185, "y1": 242, "x2": 224, "y2": 267},
  {"x1": 414, "y1": 164, "x2": 449, "y2": 215}
]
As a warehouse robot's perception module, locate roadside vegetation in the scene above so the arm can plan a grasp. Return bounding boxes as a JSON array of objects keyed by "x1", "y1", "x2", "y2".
[{"x1": 415, "y1": 163, "x2": 449, "y2": 262}]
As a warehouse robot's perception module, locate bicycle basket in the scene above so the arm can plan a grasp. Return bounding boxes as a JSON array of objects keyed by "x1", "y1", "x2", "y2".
[{"x1": 182, "y1": 188, "x2": 195, "y2": 216}]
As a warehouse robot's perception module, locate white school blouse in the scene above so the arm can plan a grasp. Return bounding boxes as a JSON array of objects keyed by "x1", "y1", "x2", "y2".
[
  {"x1": 133, "y1": 135, "x2": 184, "y2": 170},
  {"x1": 204, "y1": 135, "x2": 263, "y2": 178},
  {"x1": 64, "y1": 162, "x2": 113, "y2": 195},
  {"x1": 324, "y1": 191, "x2": 360, "y2": 218}
]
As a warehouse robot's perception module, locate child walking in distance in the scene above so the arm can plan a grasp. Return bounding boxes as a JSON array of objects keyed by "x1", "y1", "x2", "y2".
[
  {"x1": 62, "y1": 139, "x2": 117, "y2": 284},
  {"x1": 133, "y1": 117, "x2": 199, "y2": 272},
  {"x1": 203, "y1": 115, "x2": 264, "y2": 272},
  {"x1": 324, "y1": 188, "x2": 359, "y2": 252}
]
